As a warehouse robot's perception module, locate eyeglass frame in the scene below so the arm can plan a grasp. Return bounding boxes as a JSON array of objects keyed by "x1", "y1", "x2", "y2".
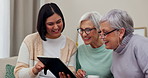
[
  {"x1": 99, "y1": 29, "x2": 119, "y2": 38},
  {"x1": 77, "y1": 28, "x2": 96, "y2": 35}
]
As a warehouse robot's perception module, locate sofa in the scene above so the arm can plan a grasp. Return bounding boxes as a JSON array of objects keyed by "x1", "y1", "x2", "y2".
[{"x1": 0, "y1": 56, "x2": 18, "y2": 78}]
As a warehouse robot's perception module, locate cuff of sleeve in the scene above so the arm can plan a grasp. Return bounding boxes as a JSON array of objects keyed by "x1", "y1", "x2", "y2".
[{"x1": 29, "y1": 67, "x2": 38, "y2": 78}]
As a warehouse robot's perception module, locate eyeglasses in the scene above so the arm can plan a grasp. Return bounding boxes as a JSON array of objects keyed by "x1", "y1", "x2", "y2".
[
  {"x1": 77, "y1": 28, "x2": 96, "y2": 35},
  {"x1": 99, "y1": 29, "x2": 118, "y2": 38}
]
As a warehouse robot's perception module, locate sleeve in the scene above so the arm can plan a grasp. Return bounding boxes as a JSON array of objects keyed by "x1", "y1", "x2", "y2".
[
  {"x1": 67, "y1": 39, "x2": 77, "y2": 74},
  {"x1": 14, "y1": 42, "x2": 37, "y2": 78},
  {"x1": 67, "y1": 52, "x2": 76, "y2": 74},
  {"x1": 68, "y1": 52, "x2": 76, "y2": 67},
  {"x1": 76, "y1": 50, "x2": 81, "y2": 71}
]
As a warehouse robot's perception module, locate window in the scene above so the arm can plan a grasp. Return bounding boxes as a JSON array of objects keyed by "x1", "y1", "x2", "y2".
[{"x1": 0, "y1": 0, "x2": 10, "y2": 58}]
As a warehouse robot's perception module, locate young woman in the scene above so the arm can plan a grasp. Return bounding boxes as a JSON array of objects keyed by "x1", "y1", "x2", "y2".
[{"x1": 14, "y1": 3, "x2": 77, "y2": 78}]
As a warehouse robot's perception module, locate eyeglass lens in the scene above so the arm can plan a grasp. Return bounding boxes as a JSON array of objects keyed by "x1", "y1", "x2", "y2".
[
  {"x1": 77, "y1": 28, "x2": 96, "y2": 34},
  {"x1": 99, "y1": 29, "x2": 118, "y2": 38}
]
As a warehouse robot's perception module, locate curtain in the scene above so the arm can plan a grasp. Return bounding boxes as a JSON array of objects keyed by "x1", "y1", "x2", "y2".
[
  {"x1": 10, "y1": 0, "x2": 40, "y2": 56},
  {"x1": 0, "y1": 0, "x2": 10, "y2": 58}
]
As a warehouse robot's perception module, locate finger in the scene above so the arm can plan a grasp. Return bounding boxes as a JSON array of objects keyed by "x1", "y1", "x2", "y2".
[
  {"x1": 62, "y1": 72, "x2": 66, "y2": 78},
  {"x1": 59, "y1": 72, "x2": 66, "y2": 78},
  {"x1": 79, "y1": 69, "x2": 86, "y2": 77},
  {"x1": 38, "y1": 61, "x2": 45, "y2": 68},
  {"x1": 77, "y1": 69, "x2": 85, "y2": 78},
  {"x1": 59, "y1": 72, "x2": 62, "y2": 78},
  {"x1": 76, "y1": 73, "x2": 80, "y2": 78},
  {"x1": 67, "y1": 74, "x2": 71, "y2": 78},
  {"x1": 76, "y1": 73, "x2": 83, "y2": 78},
  {"x1": 81, "y1": 70, "x2": 86, "y2": 77}
]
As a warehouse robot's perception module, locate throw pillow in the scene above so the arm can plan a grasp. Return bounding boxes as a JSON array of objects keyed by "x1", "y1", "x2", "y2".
[{"x1": 5, "y1": 64, "x2": 15, "y2": 78}]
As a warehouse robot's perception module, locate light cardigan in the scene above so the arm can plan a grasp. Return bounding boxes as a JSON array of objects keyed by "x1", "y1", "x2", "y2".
[{"x1": 14, "y1": 32, "x2": 77, "y2": 78}]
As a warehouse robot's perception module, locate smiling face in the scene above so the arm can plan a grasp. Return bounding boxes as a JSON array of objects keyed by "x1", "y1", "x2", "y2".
[
  {"x1": 45, "y1": 13, "x2": 63, "y2": 39},
  {"x1": 80, "y1": 20, "x2": 99, "y2": 45},
  {"x1": 100, "y1": 21, "x2": 121, "y2": 49}
]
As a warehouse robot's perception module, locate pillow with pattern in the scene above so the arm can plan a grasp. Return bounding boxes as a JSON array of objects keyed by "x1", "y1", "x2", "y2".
[{"x1": 5, "y1": 64, "x2": 15, "y2": 78}]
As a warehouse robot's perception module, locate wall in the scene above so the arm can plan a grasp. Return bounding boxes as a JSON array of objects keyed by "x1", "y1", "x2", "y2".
[{"x1": 42, "y1": 0, "x2": 148, "y2": 42}]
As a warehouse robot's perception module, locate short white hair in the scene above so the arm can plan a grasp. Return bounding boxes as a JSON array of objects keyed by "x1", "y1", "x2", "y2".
[{"x1": 79, "y1": 11, "x2": 102, "y2": 30}]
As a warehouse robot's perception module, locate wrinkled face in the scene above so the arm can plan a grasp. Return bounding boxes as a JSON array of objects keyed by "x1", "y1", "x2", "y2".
[
  {"x1": 99, "y1": 21, "x2": 121, "y2": 49},
  {"x1": 80, "y1": 20, "x2": 98, "y2": 45},
  {"x1": 45, "y1": 13, "x2": 63, "y2": 39}
]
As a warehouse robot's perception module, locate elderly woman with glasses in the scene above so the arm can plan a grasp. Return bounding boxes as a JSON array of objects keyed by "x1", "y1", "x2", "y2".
[
  {"x1": 99, "y1": 9, "x2": 148, "y2": 78},
  {"x1": 75, "y1": 11, "x2": 113, "y2": 78}
]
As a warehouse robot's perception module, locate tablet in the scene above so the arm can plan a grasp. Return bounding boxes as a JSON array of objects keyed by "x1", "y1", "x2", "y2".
[{"x1": 37, "y1": 56, "x2": 76, "y2": 78}]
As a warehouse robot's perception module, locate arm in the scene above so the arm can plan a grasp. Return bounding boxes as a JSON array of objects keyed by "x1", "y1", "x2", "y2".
[
  {"x1": 135, "y1": 42, "x2": 148, "y2": 78},
  {"x1": 14, "y1": 42, "x2": 37, "y2": 78},
  {"x1": 66, "y1": 38, "x2": 77, "y2": 74},
  {"x1": 76, "y1": 50, "x2": 81, "y2": 71},
  {"x1": 67, "y1": 52, "x2": 76, "y2": 74},
  {"x1": 14, "y1": 42, "x2": 44, "y2": 78},
  {"x1": 76, "y1": 51, "x2": 86, "y2": 78}
]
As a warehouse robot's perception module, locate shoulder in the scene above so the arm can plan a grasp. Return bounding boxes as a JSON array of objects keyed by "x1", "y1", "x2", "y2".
[
  {"x1": 77, "y1": 45, "x2": 90, "y2": 54},
  {"x1": 101, "y1": 44, "x2": 113, "y2": 52},
  {"x1": 129, "y1": 35, "x2": 148, "y2": 55},
  {"x1": 24, "y1": 32, "x2": 40, "y2": 40},
  {"x1": 78, "y1": 44, "x2": 86, "y2": 49},
  {"x1": 130, "y1": 34, "x2": 148, "y2": 46},
  {"x1": 62, "y1": 36, "x2": 77, "y2": 54},
  {"x1": 63, "y1": 36, "x2": 77, "y2": 51},
  {"x1": 65, "y1": 36, "x2": 76, "y2": 45},
  {"x1": 23, "y1": 32, "x2": 41, "y2": 44},
  {"x1": 24, "y1": 32, "x2": 39, "y2": 39}
]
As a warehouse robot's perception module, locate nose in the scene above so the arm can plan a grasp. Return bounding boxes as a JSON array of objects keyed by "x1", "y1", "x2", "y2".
[
  {"x1": 53, "y1": 24, "x2": 59, "y2": 29},
  {"x1": 82, "y1": 31, "x2": 87, "y2": 37},
  {"x1": 99, "y1": 34, "x2": 105, "y2": 39}
]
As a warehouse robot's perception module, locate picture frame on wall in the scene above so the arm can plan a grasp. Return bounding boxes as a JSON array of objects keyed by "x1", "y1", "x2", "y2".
[{"x1": 133, "y1": 27, "x2": 147, "y2": 37}]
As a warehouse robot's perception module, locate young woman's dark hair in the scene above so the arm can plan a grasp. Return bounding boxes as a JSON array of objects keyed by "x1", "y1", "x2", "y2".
[{"x1": 37, "y1": 3, "x2": 65, "y2": 41}]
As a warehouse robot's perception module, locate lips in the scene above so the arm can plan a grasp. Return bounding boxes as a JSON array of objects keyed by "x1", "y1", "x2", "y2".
[
  {"x1": 83, "y1": 37, "x2": 91, "y2": 41},
  {"x1": 103, "y1": 40, "x2": 109, "y2": 45},
  {"x1": 52, "y1": 29, "x2": 60, "y2": 34}
]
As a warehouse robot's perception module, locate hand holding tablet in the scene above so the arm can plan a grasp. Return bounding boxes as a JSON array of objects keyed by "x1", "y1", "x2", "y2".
[{"x1": 37, "y1": 56, "x2": 76, "y2": 78}]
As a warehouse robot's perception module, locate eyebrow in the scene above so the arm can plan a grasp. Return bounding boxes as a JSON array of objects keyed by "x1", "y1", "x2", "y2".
[
  {"x1": 57, "y1": 19, "x2": 62, "y2": 22},
  {"x1": 46, "y1": 18, "x2": 62, "y2": 24}
]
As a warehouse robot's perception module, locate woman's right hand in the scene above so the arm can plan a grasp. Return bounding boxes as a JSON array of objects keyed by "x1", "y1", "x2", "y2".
[
  {"x1": 32, "y1": 61, "x2": 45, "y2": 75},
  {"x1": 76, "y1": 69, "x2": 86, "y2": 78}
]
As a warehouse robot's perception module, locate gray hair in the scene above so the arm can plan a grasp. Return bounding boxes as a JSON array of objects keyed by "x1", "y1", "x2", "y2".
[
  {"x1": 79, "y1": 11, "x2": 102, "y2": 30},
  {"x1": 99, "y1": 9, "x2": 134, "y2": 36}
]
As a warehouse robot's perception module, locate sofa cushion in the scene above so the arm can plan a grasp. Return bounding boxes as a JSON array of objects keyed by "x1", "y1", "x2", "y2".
[
  {"x1": 0, "y1": 56, "x2": 17, "y2": 78},
  {"x1": 5, "y1": 64, "x2": 15, "y2": 78}
]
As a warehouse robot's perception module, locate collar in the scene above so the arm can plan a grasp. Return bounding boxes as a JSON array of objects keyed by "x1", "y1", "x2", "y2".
[{"x1": 114, "y1": 33, "x2": 133, "y2": 54}]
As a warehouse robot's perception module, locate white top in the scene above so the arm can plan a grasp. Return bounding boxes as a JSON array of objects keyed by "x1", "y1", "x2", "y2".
[
  {"x1": 43, "y1": 35, "x2": 66, "y2": 57},
  {"x1": 39, "y1": 35, "x2": 66, "y2": 78}
]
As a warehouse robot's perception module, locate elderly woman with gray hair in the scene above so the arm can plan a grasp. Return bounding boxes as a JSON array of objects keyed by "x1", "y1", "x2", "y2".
[
  {"x1": 75, "y1": 11, "x2": 113, "y2": 78},
  {"x1": 99, "y1": 9, "x2": 148, "y2": 78}
]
